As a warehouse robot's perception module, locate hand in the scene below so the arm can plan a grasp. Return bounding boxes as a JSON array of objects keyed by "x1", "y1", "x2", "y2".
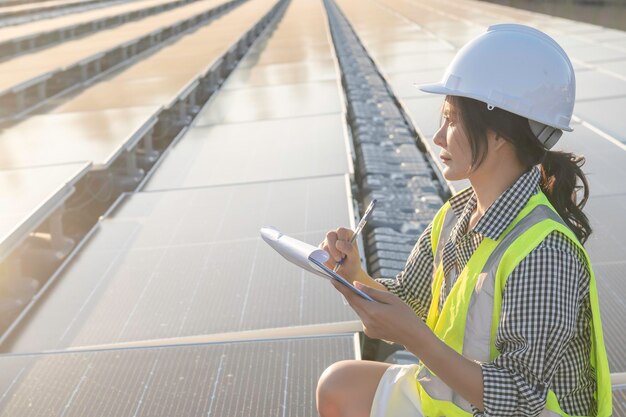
[
  {"x1": 332, "y1": 282, "x2": 486, "y2": 411},
  {"x1": 331, "y1": 280, "x2": 425, "y2": 347},
  {"x1": 319, "y1": 227, "x2": 364, "y2": 282}
]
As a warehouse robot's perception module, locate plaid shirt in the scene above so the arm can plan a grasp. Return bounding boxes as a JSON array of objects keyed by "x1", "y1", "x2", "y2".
[{"x1": 377, "y1": 167, "x2": 596, "y2": 416}]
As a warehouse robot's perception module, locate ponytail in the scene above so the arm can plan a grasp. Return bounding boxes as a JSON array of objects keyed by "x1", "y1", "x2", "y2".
[
  {"x1": 451, "y1": 96, "x2": 593, "y2": 244},
  {"x1": 539, "y1": 151, "x2": 592, "y2": 244}
]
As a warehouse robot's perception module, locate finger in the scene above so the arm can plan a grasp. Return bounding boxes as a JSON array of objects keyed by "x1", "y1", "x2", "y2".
[
  {"x1": 331, "y1": 280, "x2": 367, "y2": 311},
  {"x1": 331, "y1": 279, "x2": 353, "y2": 300},
  {"x1": 331, "y1": 279, "x2": 361, "y2": 301},
  {"x1": 319, "y1": 240, "x2": 333, "y2": 255},
  {"x1": 336, "y1": 239, "x2": 355, "y2": 255},
  {"x1": 325, "y1": 231, "x2": 342, "y2": 262},
  {"x1": 354, "y1": 282, "x2": 394, "y2": 304},
  {"x1": 336, "y1": 227, "x2": 354, "y2": 241}
]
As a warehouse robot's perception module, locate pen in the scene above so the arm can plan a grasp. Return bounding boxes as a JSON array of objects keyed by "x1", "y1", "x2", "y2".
[{"x1": 333, "y1": 198, "x2": 377, "y2": 272}]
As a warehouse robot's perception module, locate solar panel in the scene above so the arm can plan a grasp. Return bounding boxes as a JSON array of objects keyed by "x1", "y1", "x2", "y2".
[
  {"x1": 575, "y1": 69, "x2": 626, "y2": 102},
  {"x1": 584, "y1": 196, "x2": 626, "y2": 265},
  {"x1": 222, "y1": 60, "x2": 338, "y2": 90},
  {"x1": 368, "y1": 38, "x2": 454, "y2": 59},
  {"x1": 601, "y1": 59, "x2": 626, "y2": 77},
  {"x1": 575, "y1": 96, "x2": 626, "y2": 145},
  {"x1": 564, "y1": 43, "x2": 626, "y2": 63},
  {"x1": 143, "y1": 114, "x2": 350, "y2": 191},
  {"x1": 554, "y1": 122, "x2": 626, "y2": 197},
  {"x1": 237, "y1": 43, "x2": 334, "y2": 69},
  {"x1": 5, "y1": 175, "x2": 358, "y2": 353},
  {"x1": 593, "y1": 263, "x2": 626, "y2": 372},
  {"x1": 372, "y1": 51, "x2": 456, "y2": 74},
  {"x1": 51, "y1": 75, "x2": 199, "y2": 113},
  {"x1": 0, "y1": 0, "x2": 178, "y2": 44},
  {"x1": 614, "y1": 386, "x2": 626, "y2": 417},
  {"x1": 0, "y1": 163, "x2": 90, "y2": 261},
  {"x1": 579, "y1": 29, "x2": 626, "y2": 43},
  {"x1": 0, "y1": 107, "x2": 158, "y2": 170},
  {"x1": 401, "y1": 95, "x2": 443, "y2": 138},
  {"x1": 0, "y1": 335, "x2": 356, "y2": 417},
  {"x1": 193, "y1": 81, "x2": 342, "y2": 126},
  {"x1": 386, "y1": 69, "x2": 444, "y2": 100}
]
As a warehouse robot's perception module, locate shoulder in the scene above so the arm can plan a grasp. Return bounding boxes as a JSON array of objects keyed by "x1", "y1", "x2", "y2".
[
  {"x1": 530, "y1": 230, "x2": 587, "y2": 271},
  {"x1": 407, "y1": 221, "x2": 434, "y2": 264},
  {"x1": 506, "y1": 230, "x2": 590, "y2": 297}
]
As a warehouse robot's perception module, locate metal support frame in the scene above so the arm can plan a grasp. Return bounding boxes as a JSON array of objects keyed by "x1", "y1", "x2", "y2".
[
  {"x1": 111, "y1": 149, "x2": 145, "y2": 190},
  {"x1": 20, "y1": 207, "x2": 75, "y2": 263},
  {"x1": 123, "y1": 149, "x2": 144, "y2": 180},
  {"x1": 47, "y1": 209, "x2": 74, "y2": 259},
  {"x1": 137, "y1": 130, "x2": 160, "y2": 166}
]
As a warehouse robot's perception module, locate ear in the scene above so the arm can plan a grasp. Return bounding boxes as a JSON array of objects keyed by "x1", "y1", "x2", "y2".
[{"x1": 487, "y1": 129, "x2": 508, "y2": 152}]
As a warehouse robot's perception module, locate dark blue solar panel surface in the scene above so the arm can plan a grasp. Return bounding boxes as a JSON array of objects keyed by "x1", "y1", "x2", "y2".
[{"x1": 0, "y1": 336, "x2": 355, "y2": 417}]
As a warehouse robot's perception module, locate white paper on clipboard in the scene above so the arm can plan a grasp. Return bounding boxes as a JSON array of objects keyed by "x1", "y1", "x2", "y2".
[{"x1": 260, "y1": 226, "x2": 374, "y2": 301}]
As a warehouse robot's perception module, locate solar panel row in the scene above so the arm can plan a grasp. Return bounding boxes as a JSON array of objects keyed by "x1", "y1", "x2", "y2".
[
  {"x1": 0, "y1": 0, "x2": 129, "y2": 26},
  {"x1": 0, "y1": 0, "x2": 246, "y2": 120},
  {"x1": 4, "y1": 176, "x2": 358, "y2": 352},
  {"x1": 0, "y1": 336, "x2": 355, "y2": 417},
  {"x1": 1, "y1": 0, "x2": 361, "y2": 415},
  {"x1": 0, "y1": 0, "x2": 285, "y2": 291},
  {"x1": 0, "y1": 0, "x2": 205, "y2": 60}
]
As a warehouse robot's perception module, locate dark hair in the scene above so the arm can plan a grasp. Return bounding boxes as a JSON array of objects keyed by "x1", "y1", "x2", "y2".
[{"x1": 448, "y1": 95, "x2": 592, "y2": 244}]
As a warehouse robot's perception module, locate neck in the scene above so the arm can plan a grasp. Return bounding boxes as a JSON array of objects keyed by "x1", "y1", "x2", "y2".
[{"x1": 469, "y1": 164, "x2": 527, "y2": 217}]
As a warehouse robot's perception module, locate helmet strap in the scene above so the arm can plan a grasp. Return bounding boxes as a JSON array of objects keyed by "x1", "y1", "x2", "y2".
[{"x1": 529, "y1": 120, "x2": 562, "y2": 150}]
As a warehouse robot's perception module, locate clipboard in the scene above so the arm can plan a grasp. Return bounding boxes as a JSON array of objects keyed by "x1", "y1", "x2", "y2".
[
  {"x1": 308, "y1": 257, "x2": 374, "y2": 301},
  {"x1": 260, "y1": 226, "x2": 374, "y2": 301}
]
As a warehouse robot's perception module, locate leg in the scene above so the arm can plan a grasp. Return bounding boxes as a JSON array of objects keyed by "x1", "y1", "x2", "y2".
[{"x1": 317, "y1": 360, "x2": 391, "y2": 417}]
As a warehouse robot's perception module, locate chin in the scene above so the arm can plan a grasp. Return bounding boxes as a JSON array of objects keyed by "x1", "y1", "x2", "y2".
[{"x1": 442, "y1": 168, "x2": 467, "y2": 182}]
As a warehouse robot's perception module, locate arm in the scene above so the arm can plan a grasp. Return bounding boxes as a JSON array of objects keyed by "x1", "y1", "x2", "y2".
[
  {"x1": 375, "y1": 222, "x2": 434, "y2": 321},
  {"x1": 478, "y1": 232, "x2": 587, "y2": 416},
  {"x1": 320, "y1": 223, "x2": 435, "y2": 320}
]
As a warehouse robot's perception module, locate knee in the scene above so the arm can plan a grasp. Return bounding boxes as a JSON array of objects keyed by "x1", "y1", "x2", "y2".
[
  {"x1": 316, "y1": 361, "x2": 347, "y2": 417},
  {"x1": 316, "y1": 360, "x2": 356, "y2": 417}
]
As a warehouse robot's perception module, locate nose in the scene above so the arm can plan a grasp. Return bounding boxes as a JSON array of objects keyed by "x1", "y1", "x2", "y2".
[{"x1": 433, "y1": 121, "x2": 447, "y2": 148}]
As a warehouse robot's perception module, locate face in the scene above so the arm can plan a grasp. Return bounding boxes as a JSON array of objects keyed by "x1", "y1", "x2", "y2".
[{"x1": 432, "y1": 97, "x2": 473, "y2": 181}]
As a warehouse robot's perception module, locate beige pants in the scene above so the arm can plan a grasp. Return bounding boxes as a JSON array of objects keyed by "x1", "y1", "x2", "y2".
[{"x1": 370, "y1": 364, "x2": 424, "y2": 417}]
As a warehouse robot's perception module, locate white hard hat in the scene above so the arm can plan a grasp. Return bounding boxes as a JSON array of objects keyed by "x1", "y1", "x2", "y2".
[{"x1": 416, "y1": 24, "x2": 575, "y2": 148}]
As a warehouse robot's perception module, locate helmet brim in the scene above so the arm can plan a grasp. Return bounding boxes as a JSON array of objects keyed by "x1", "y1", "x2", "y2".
[
  {"x1": 413, "y1": 82, "x2": 450, "y2": 95},
  {"x1": 411, "y1": 82, "x2": 574, "y2": 132}
]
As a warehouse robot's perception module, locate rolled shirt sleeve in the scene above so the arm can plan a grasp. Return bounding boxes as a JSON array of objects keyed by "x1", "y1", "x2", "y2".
[
  {"x1": 476, "y1": 231, "x2": 592, "y2": 417},
  {"x1": 376, "y1": 222, "x2": 434, "y2": 322}
]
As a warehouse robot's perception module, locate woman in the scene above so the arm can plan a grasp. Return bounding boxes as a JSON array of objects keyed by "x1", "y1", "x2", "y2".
[{"x1": 316, "y1": 24, "x2": 611, "y2": 417}]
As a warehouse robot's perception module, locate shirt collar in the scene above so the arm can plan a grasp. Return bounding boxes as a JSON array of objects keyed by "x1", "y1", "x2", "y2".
[
  {"x1": 448, "y1": 186, "x2": 474, "y2": 218},
  {"x1": 447, "y1": 167, "x2": 541, "y2": 241}
]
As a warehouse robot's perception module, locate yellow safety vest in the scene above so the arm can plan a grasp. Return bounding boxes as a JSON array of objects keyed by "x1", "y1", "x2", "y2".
[{"x1": 415, "y1": 189, "x2": 612, "y2": 417}]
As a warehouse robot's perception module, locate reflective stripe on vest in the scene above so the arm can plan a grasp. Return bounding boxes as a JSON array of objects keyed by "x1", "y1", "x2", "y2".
[{"x1": 416, "y1": 190, "x2": 612, "y2": 417}]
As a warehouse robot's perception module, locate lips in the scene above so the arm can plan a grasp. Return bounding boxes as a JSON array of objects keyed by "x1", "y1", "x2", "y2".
[{"x1": 440, "y1": 154, "x2": 451, "y2": 162}]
